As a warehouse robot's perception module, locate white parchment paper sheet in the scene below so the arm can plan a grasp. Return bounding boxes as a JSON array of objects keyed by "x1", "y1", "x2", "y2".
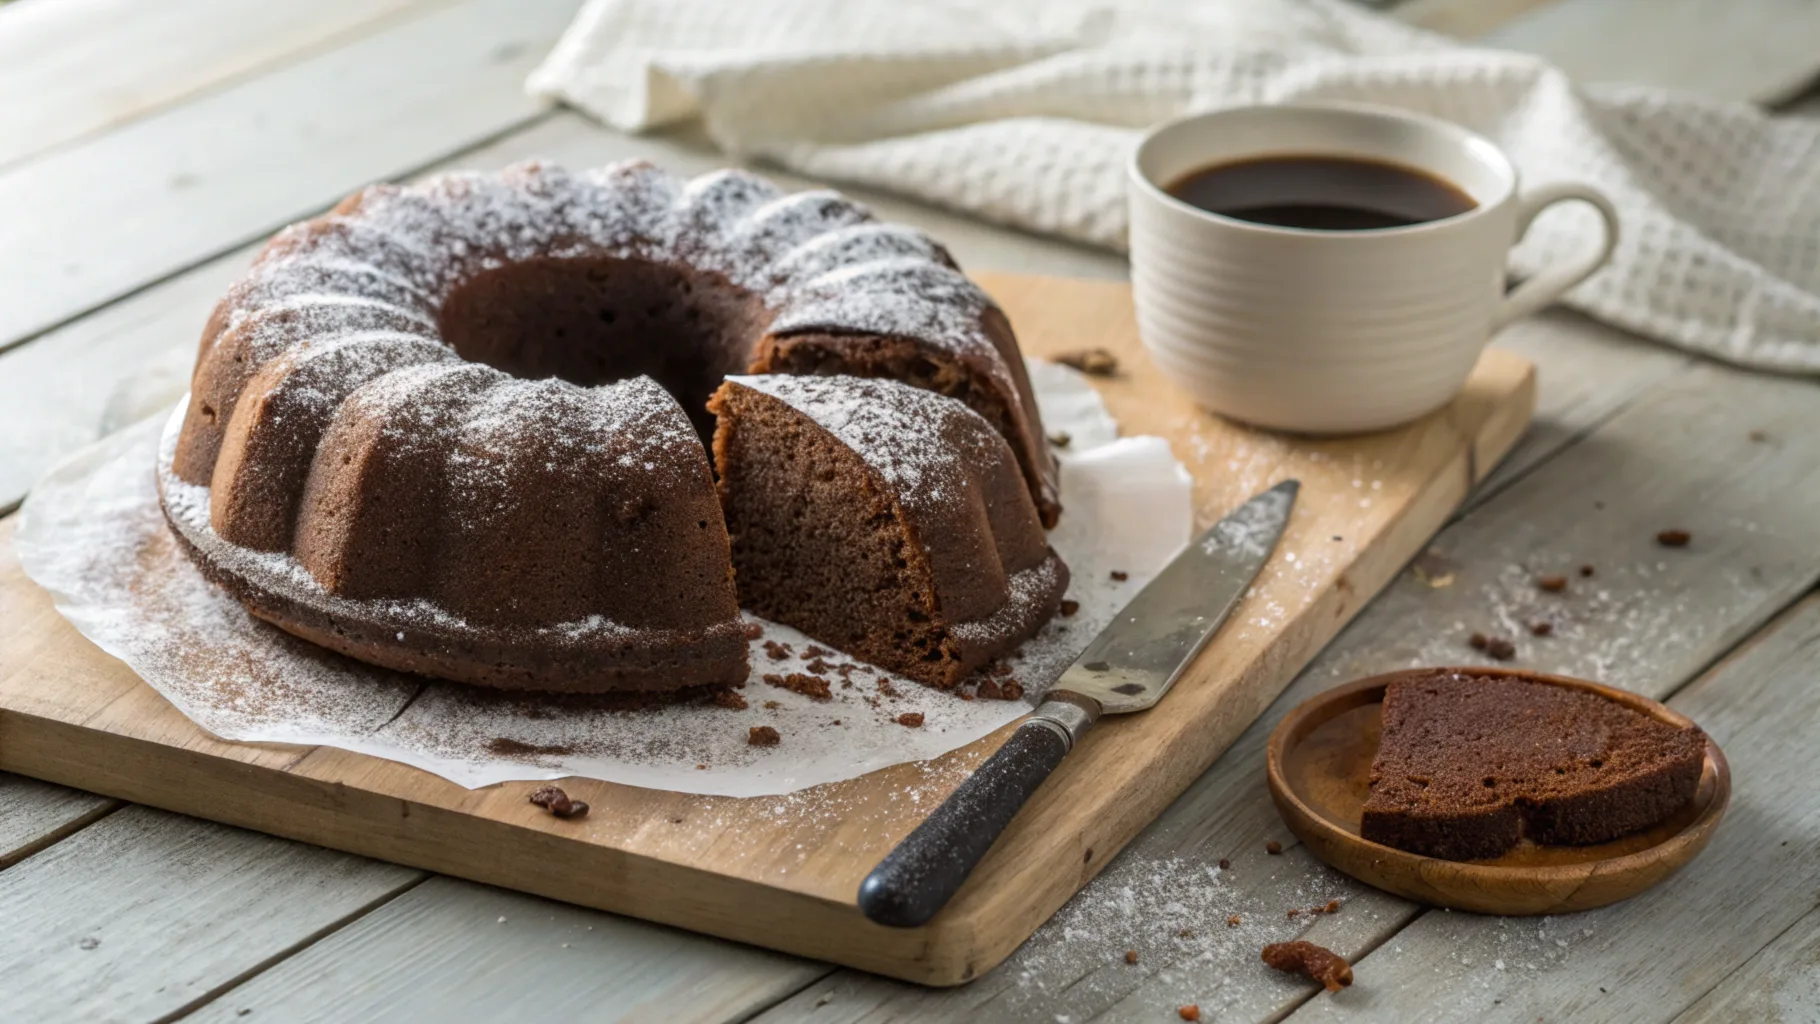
[{"x1": 16, "y1": 361, "x2": 1191, "y2": 795}]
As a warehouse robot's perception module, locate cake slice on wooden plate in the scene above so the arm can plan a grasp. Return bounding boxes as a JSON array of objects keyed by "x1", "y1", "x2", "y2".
[{"x1": 1360, "y1": 671, "x2": 1707, "y2": 860}]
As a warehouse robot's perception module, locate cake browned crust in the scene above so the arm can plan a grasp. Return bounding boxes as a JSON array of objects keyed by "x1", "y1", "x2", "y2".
[
  {"x1": 709, "y1": 375, "x2": 1067, "y2": 688},
  {"x1": 1360, "y1": 672, "x2": 1707, "y2": 860},
  {"x1": 160, "y1": 161, "x2": 1061, "y2": 693}
]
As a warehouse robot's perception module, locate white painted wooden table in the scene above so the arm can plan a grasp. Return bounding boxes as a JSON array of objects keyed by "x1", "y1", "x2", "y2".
[{"x1": 2, "y1": 1, "x2": 1818, "y2": 1021}]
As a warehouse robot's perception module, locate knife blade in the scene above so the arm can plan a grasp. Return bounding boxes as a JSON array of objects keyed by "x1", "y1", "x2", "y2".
[{"x1": 857, "y1": 479, "x2": 1299, "y2": 928}]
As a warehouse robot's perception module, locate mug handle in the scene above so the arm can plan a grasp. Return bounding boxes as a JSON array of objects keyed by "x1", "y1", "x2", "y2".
[{"x1": 1493, "y1": 183, "x2": 1620, "y2": 331}]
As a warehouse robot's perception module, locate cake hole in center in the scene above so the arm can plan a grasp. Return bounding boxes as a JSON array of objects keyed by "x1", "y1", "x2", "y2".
[{"x1": 439, "y1": 256, "x2": 769, "y2": 442}]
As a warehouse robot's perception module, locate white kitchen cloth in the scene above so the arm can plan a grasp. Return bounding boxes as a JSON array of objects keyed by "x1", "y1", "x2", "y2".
[{"x1": 528, "y1": 0, "x2": 1820, "y2": 374}]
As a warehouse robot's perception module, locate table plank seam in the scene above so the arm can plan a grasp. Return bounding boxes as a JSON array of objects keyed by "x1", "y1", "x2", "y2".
[
  {"x1": 0, "y1": 0, "x2": 461, "y2": 177},
  {"x1": 0, "y1": 103, "x2": 564, "y2": 364},
  {"x1": 1461, "y1": 352, "x2": 1694, "y2": 517},
  {"x1": 0, "y1": 797, "x2": 123, "y2": 871},
  {"x1": 161, "y1": 871, "x2": 434, "y2": 1023},
  {"x1": 1672, "y1": 902, "x2": 1820, "y2": 1022}
]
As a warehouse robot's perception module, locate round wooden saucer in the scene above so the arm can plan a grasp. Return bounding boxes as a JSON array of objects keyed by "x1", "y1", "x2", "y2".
[{"x1": 1265, "y1": 667, "x2": 1729, "y2": 915}]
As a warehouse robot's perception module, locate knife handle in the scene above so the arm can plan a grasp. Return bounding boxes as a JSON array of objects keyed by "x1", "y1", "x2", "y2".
[{"x1": 858, "y1": 697, "x2": 1096, "y2": 928}]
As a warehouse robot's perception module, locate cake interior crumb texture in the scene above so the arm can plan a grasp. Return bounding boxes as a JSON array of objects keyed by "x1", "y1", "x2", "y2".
[
  {"x1": 710, "y1": 375, "x2": 1067, "y2": 688},
  {"x1": 1360, "y1": 672, "x2": 1706, "y2": 861}
]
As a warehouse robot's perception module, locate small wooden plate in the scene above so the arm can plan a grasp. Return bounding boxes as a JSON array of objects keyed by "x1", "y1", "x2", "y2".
[{"x1": 1266, "y1": 667, "x2": 1729, "y2": 915}]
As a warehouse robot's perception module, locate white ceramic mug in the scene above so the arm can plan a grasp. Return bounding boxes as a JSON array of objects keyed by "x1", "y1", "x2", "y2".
[{"x1": 1128, "y1": 102, "x2": 1619, "y2": 433}]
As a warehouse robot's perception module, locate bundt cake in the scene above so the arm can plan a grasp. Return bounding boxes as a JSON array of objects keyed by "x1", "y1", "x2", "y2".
[
  {"x1": 709, "y1": 375, "x2": 1068, "y2": 688},
  {"x1": 158, "y1": 161, "x2": 1062, "y2": 694}
]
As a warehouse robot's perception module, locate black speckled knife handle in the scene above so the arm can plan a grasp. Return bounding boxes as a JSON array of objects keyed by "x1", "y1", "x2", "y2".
[{"x1": 858, "y1": 696, "x2": 1098, "y2": 928}]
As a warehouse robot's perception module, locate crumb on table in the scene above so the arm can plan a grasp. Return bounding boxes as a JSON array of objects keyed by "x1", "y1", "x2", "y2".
[
  {"x1": 1266, "y1": 841, "x2": 1283, "y2": 855},
  {"x1": 896, "y1": 712, "x2": 925, "y2": 728},
  {"x1": 748, "y1": 726, "x2": 780, "y2": 747},
  {"x1": 1053, "y1": 347, "x2": 1119, "y2": 376},
  {"x1": 1262, "y1": 940, "x2": 1353, "y2": 993}
]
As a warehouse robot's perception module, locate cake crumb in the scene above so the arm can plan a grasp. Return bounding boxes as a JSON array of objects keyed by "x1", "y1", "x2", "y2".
[
  {"x1": 1411, "y1": 550, "x2": 1455, "y2": 588},
  {"x1": 763, "y1": 700, "x2": 781, "y2": 710},
  {"x1": 1177, "y1": 928, "x2": 1195, "y2": 938},
  {"x1": 999, "y1": 680, "x2": 1024, "y2": 700},
  {"x1": 896, "y1": 712, "x2": 925, "y2": 728},
  {"x1": 1265, "y1": 841, "x2": 1283, "y2": 855},
  {"x1": 1468, "y1": 632, "x2": 1489, "y2": 651},
  {"x1": 1109, "y1": 570, "x2": 1129, "y2": 581},
  {"x1": 1124, "y1": 949, "x2": 1138, "y2": 964},
  {"x1": 528, "y1": 786, "x2": 588, "y2": 819},
  {"x1": 1218, "y1": 858, "x2": 1231, "y2": 870},
  {"x1": 1177, "y1": 1005, "x2": 1201, "y2": 1021},
  {"x1": 1054, "y1": 347, "x2": 1119, "y2": 376},
  {"x1": 741, "y1": 622, "x2": 764, "y2": 640},
  {"x1": 1536, "y1": 574, "x2": 1567, "y2": 593},
  {"x1": 1287, "y1": 908, "x2": 1300, "y2": 919},
  {"x1": 1262, "y1": 940, "x2": 1353, "y2": 993},
  {"x1": 806, "y1": 657, "x2": 832, "y2": 674},
  {"x1": 748, "y1": 726, "x2": 781, "y2": 747},
  {"x1": 977, "y1": 679, "x2": 1004, "y2": 700},
  {"x1": 695, "y1": 763, "x2": 707, "y2": 770},
  {"x1": 764, "y1": 673, "x2": 833, "y2": 701},
  {"x1": 713, "y1": 689, "x2": 749, "y2": 710},
  {"x1": 991, "y1": 661, "x2": 1015, "y2": 677},
  {"x1": 1227, "y1": 915, "x2": 1242, "y2": 927},
  {"x1": 1059, "y1": 599, "x2": 1080, "y2": 617},
  {"x1": 876, "y1": 678, "x2": 901, "y2": 698},
  {"x1": 763, "y1": 640, "x2": 792, "y2": 661},
  {"x1": 1528, "y1": 621, "x2": 1553, "y2": 637},
  {"x1": 1322, "y1": 899, "x2": 1342, "y2": 914},
  {"x1": 803, "y1": 645, "x2": 831, "y2": 658},
  {"x1": 1484, "y1": 636, "x2": 1516, "y2": 661},
  {"x1": 1579, "y1": 564, "x2": 1595, "y2": 577},
  {"x1": 1657, "y1": 529, "x2": 1692, "y2": 547}
]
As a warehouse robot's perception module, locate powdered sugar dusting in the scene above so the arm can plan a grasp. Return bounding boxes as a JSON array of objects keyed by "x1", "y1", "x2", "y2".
[
  {"x1": 727, "y1": 373, "x2": 999, "y2": 516},
  {"x1": 221, "y1": 160, "x2": 1001, "y2": 377},
  {"x1": 19, "y1": 365, "x2": 1190, "y2": 795}
]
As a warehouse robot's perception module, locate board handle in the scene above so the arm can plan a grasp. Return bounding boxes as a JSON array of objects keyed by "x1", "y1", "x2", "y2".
[{"x1": 857, "y1": 699, "x2": 1093, "y2": 928}]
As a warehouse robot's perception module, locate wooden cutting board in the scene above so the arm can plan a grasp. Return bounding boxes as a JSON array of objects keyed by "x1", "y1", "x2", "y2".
[{"x1": 0, "y1": 273, "x2": 1533, "y2": 986}]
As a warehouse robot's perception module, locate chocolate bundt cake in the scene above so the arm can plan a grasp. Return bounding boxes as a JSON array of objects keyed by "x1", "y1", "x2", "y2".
[
  {"x1": 158, "y1": 161, "x2": 1061, "y2": 694},
  {"x1": 710, "y1": 375, "x2": 1068, "y2": 688},
  {"x1": 1360, "y1": 672, "x2": 1707, "y2": 860}
]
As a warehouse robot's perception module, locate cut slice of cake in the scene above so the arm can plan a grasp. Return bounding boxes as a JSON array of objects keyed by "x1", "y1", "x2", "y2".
[
  {"x1": 709, "y1": 374, "x2": 1068, "y2": 688},
  {"x1": 1360, "y1": 671, "x2": 1706, "y2": 861}
]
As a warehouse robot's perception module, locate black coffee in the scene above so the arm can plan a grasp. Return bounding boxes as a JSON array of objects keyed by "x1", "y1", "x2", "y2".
[{"x1": 1166, "y1": 155, "x2": 1476, "y2": 231}]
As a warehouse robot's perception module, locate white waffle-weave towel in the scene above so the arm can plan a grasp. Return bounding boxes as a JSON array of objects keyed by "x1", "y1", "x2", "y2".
[{"x1": 529, "y1": 0, "x2": 1820, "y2": 373}]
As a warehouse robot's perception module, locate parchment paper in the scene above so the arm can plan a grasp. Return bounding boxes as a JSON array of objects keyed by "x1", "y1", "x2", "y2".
[{"x1": 16, "y1": 361, "x2": 1191, "y2": 795}]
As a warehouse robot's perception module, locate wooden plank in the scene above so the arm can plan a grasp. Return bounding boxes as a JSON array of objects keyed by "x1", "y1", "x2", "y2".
[
  {"x1": 187, "y1": 876, "x2": 828, "y2": 1023},
  {"x1": 0, "y1": 804, "x2": 420, "y2": 1022},
  {"x1": 0, "y1": 273, "x2": 1535, "y2": 986},
  {"x1": 0, "y1": 0, "x2": 441, "y2": 170},
  {"x1": 1472, "y1": 310, "x2": 1690, "y2": 510},
  {"x1": 1279, "y1": 595, "x2": 1820, "y2": 1024},
  {"x1": 0, "y1": 772, "x2": 115, "y2": 868},
  {"x1": 749, "y1": 354, "x2": 1820, "y2": 1020},
  {"x1": 1673, "y1": 904, "x2": 1820, "y2": 1023},
  {"x1": 0, "y1": 251, "x2": 250, "y2": 516},
  {"x1": 1478, "y1": 0, "x2": 1820, "y2": 105},
  {"x1": 0, "y1": 0, "x2": 580, "y2": 356}
]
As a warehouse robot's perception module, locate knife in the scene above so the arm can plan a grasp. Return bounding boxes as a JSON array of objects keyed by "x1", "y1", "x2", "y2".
[{"x1": 857, "y1": 479, "x2": 1299, "y2": 928}]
